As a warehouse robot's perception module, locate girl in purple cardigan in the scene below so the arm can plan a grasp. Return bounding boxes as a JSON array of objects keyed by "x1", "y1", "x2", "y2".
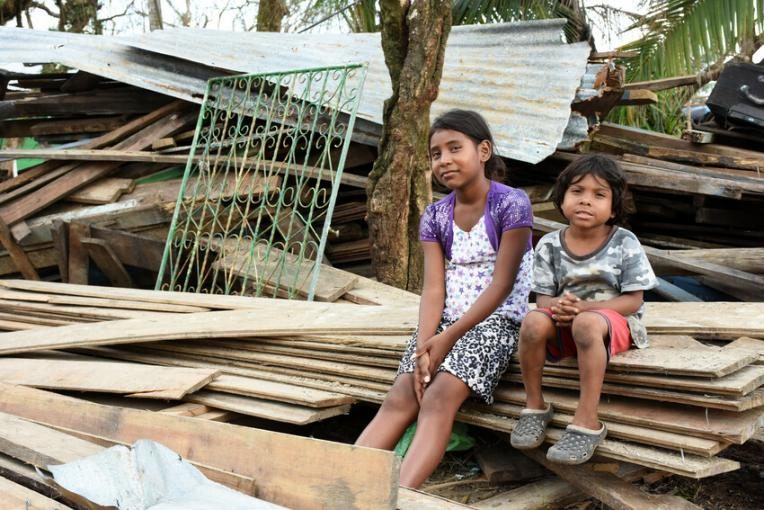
[{"x1": 356, "y1": 110, "x2": 533, "y2": 488}]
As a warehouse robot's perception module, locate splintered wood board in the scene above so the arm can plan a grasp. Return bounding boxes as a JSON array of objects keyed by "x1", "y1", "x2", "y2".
[
  {"x1": 0, "y1": 304, "x2": 417, "y2": 355},
  {"x1": 185, "y1": 390, "x2": 351, "y2": 425},
  {"x1": 0, "y1": 383, "x2": 399, "y2": 510},
  {"x1": 0, "y1": 358, "x2": 217, "y2": 399}
]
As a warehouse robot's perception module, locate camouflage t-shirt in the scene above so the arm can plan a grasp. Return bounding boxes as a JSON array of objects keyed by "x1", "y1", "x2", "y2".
[{"x1": 532, "y1": 226, "x2": 658, "y2": 348}]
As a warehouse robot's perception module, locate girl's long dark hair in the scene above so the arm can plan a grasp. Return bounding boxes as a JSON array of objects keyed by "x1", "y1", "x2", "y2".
[{"x1": 428, "y1": 109, "x2": 506, "y2": 181}]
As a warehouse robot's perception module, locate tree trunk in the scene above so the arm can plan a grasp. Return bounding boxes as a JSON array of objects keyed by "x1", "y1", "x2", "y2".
[
  {"x1": 257, "y1": 0, "x2": 287, "y2": 32},
  {"x1": 147, "y1": 0, "x2": 163, "y2": 31},
  {"x1": 367, "y1": 0, "x2": 451, "y2": 292},
  {"x1": 0, "y1": 1, "x2": 32, "y2": 26}
]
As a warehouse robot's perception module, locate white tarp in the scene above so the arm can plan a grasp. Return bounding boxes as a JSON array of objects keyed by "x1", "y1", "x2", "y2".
[{"x1": 49, "y1": 439, "x2": 288, "y2": 510}]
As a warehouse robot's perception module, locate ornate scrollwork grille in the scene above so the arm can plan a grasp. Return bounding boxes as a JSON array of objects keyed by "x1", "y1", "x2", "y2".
[{"x1": 156, "y1": 65, "x2": 366, "y2": 300}]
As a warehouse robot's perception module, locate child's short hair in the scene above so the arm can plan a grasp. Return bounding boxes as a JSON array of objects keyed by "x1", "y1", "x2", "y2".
[
  {"x1": 553, "y1": 154, "x2": 628, "y2": 225},
  {"x1": 429, "y1": 109, "x2": 506, "y2": 181}
]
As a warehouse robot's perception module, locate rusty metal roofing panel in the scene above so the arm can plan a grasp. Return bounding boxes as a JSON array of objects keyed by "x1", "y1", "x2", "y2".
[{"x1": 0, "y1": 20, "x2": 590, "y2": 163}]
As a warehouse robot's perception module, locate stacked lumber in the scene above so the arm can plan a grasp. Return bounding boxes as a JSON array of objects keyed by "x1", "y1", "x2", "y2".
[{"x1": 0, "y1": 280, "x2": 760, "y2": 485}]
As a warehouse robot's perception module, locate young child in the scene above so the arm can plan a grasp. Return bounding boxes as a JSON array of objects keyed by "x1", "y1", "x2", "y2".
[
  {"x1": 510, "y1": 154, "x2": 657, "y2": 464},
  {"x1": 356, "y1": 109, "x2": 534, "y2": 488}
]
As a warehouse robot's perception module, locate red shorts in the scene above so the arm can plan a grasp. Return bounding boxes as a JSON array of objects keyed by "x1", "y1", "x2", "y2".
[{"x1": 531, "y1": 308, "x2": 632, "y2": 362}]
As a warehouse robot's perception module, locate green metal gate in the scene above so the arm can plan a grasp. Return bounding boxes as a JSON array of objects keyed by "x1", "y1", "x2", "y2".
[{"x1": 155, "y1": 64, "x2": 366, "y2": 300}]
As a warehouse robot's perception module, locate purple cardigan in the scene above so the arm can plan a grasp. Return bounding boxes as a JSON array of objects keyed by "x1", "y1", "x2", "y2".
[{"x1": 420, "y1": 181, "x2": 533, "y2": 259}]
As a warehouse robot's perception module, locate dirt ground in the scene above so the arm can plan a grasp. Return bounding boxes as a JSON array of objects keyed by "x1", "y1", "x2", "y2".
[{"x1": 259, "y1": 404, "x2": 764, "y2": 510}]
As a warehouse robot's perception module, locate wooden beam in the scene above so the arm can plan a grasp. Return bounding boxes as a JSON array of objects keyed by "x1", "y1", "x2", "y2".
[
  {"x1": 618, "y1": 89, "x2": 658, "y2": 105},
  {"x1": 67, "y1": 222, "x2": 91, "y2": 285},
  {"x1": 519, "y1": 447, "x2": 703, "y2": 510},
  {"x1": 0, "y1": 383, "x2": 400, "y2": 510},
  {"x1": 81, "y1": 237, "x2": 134, "y2": 288},
  {"x1": 0, "y1": 217, "x2": 39, "y2": 280}
]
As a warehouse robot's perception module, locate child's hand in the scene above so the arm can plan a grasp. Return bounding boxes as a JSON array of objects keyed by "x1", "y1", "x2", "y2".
[{"x1": 551, "y1": 292, "x2": 580, "y2": 326}]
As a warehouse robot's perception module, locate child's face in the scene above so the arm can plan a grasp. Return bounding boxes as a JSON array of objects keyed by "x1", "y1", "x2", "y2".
[
  {"x1": 561, "y1": 173, "x2": 614, "y2": 229},
  {"x1": 429, "y1": 129, "x2": 490, "y2": 189}
]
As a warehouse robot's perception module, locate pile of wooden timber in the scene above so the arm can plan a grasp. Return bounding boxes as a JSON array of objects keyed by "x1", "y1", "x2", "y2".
[{"x1": 0, "y1": 279, "x2": 760, "y2": 491}]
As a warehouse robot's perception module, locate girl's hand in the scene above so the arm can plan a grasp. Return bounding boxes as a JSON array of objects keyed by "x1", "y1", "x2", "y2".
[
  {"x1": 413, "y1": 350, "x2": 431, "y2": 403},
  {"x1": 422, "y1": 332, "x2": 451, "y2": 374}
]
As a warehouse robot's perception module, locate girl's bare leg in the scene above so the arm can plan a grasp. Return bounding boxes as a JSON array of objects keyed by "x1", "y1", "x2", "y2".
[
  {"x1": 570, "y1": 312, "x2": 609, "y2": 430},
  {"x1": 398, "y1": 372, "x2": 471, "y2": 488},
  {"x1": 356, "y1": 374, "x2": 419, "y2": 450},
  {"x1": 518, "y1": 311, "x2": 556, "y2": 409}
]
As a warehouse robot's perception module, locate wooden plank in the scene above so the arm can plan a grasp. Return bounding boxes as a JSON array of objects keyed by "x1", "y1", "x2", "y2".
[
  {"x1": 0, "y1": 116, "x2": 125, "y2": 138},
  {"x1": 68, "y1": 177, "x2": 135, "y2": 205},
  {"x1": 0, "y1": 278, "x2": 322, "y2": 310},
  {"x1": 518, "y1": 361, "x2": 764, "y2": 397},
  {"x1": 66, "y1": 222, "x2": 90, "y2": 285},
  {"x1": 503, "y1": 373, "x2": 764, "y2": 411},
  {"x1": 0, "y1": 304, "x2": 417, "y2": 355},
  {"x1": 185, "y1": 390, "x2": 351, "y2": 425},
  {"x1": 460, "y1": 413, "x2": 738, "y2": 479},
  {"x1": 50, "y1": 220, "x2": 68, "y2": 282},
  {"x1": 494, "y1": 386, "x2": 763, "y2": 445},
  {"x1": 0, "y1": 383, "x2": 400, "y2": 510},
  {"x1": 397, "y1": 488, "x2": 475, "y2": 510},
  {"x1": 520, "y1": 447, "x2": 703, "y2": 510},
  {"x1": 618, "y1": 88, "x2": 658, "y2": 105},
  {"x1": 0, "y1": 475, "x2": 74, "y2": 510},
  {"x1": 0, "y1": 288, "x2": 209, "y2": 313},
  {"x1": 213, "y1": 242, "x2": 357, "y2": 302},
  {"x1": 472, "y1": 477, "x2": 581, "y2": 510},
  {"x1": 0, "y1": 358, "x2": 218, "y2": 399},
  {"x1": 475, "y1": 402, "x2": 722, "y2": 457},
  {"x1": 343, "y1": 274, "x2": 421, "y2": 307},
  {"x1": 553, "y1": 346, "x2": 758, "y2": 378},
  {"x1": 0, "y1": 148, "x2": 192, "y2": 164},
  {"x1": 208, "y1": 374, "x2": 354, "y2": 408},
  {"x1": 0, "y1": 411, "x2": 103, "y2": 468},
  {"x1": 81, "y1": 237, "x2": 134, "y2": 288},
  {"x1": 650, "y1": 248, "x2": 764, "y2": 275}
]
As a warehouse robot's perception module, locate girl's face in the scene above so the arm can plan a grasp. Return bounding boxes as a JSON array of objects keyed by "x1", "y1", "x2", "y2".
[
  {"x1": 429, "y1": 129, "x2": 490, "y2": 190},
  {"x1": 561, "y1": 173, "x2": 614, "y2": 229}
]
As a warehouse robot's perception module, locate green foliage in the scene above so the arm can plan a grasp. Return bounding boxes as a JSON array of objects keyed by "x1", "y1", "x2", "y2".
[
  {"x1": 620, "y1": 0, "x2": 764, "y2": 82},
  {"x1": 607, "y1": 88, "x2": 693, "y2": 135},
  {"x1": 613, "y1": 0, "x2": 764, "y2": 133}
]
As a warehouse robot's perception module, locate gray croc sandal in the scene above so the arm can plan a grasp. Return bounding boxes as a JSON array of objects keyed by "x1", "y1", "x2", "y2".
[
  {"x1": 546, "y1": 423, "x2": 607, "y2": 465},
  {"x1": 510, "y1": 404, "x2": 554, "y2": 450}
]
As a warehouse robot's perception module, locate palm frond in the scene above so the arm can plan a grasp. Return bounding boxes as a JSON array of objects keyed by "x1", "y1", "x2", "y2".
[{"x1": 620, "y1": 0, "x2": 763, "y2": 81}]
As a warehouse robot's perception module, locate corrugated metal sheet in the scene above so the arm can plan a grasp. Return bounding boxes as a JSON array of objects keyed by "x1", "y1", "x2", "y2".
[{"x1": 0, "y1": 20, "x2": 590, "y2": 163}]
